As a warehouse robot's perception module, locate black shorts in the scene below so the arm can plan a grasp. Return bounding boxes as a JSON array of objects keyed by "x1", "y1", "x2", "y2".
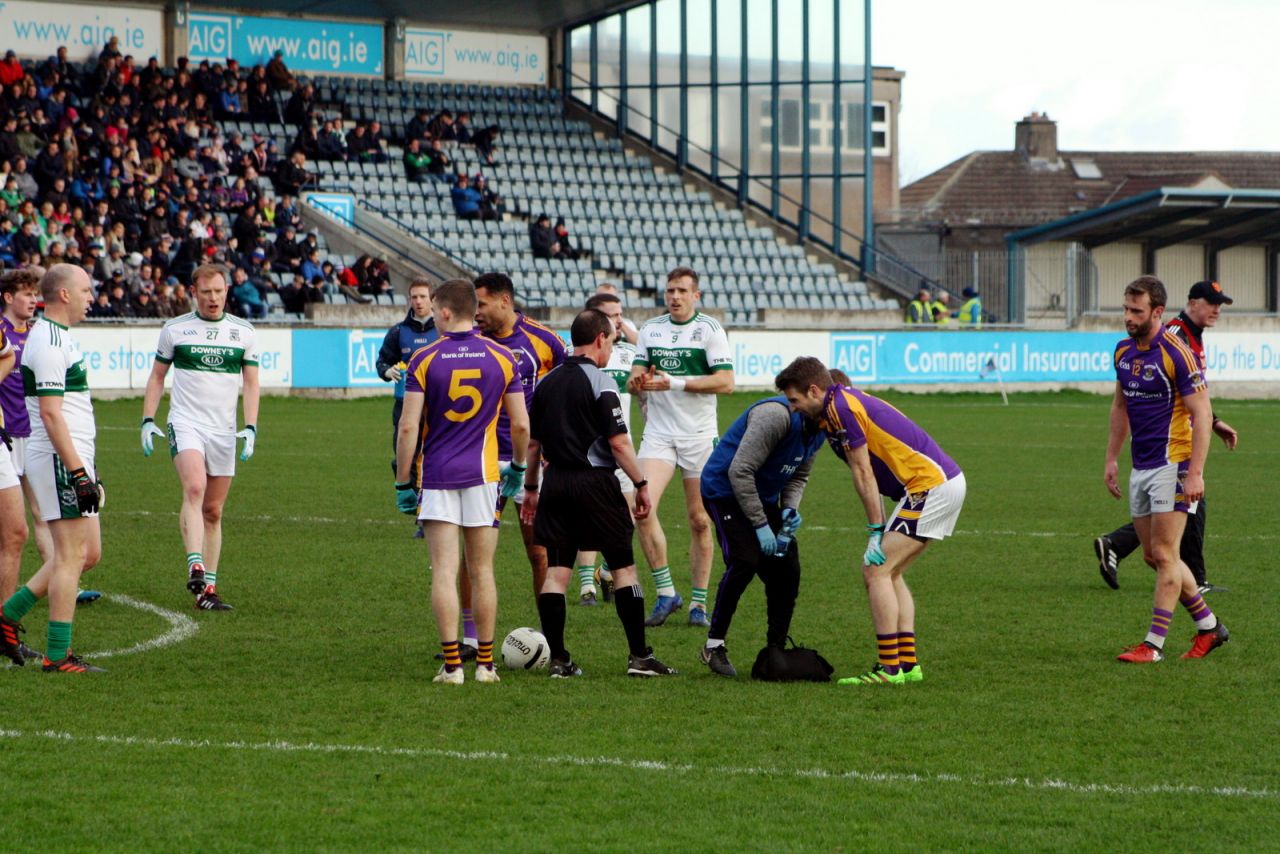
[{"x1": 534, "y1": 468, "x2": 634, "y2": 570}]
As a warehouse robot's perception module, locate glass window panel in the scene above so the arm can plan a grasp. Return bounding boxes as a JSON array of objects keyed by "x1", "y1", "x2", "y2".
[
  {"x1": 779, "y1": 98, "x2": 800, "y2": 148},
  {"x1": 687, "y1": 0, "x2": 712, "y2": 84},
  {"x1": 597, "y1": 15, "x2": 622, "y2": 89},
  {"x1": 656, "y1": 0, "x2": 681, "y2": 85},
  {"x1": 838, "y1": 3, "x2": 865, "y2": 82},
  {"x1": 808, "y1": 83, "x2": 835, "y2": 163},
  {"x1": 625, "y1": 85, "x2": 651, "y2": 139},
  {"x1": 777, "y1": 178, "x2": 804, "y2": 228},
  {"x1": 687, "y1": 87, "x2": 713, "y2": 173},
  {"x1": 716, "y1": 85, "x2": 743, "y2": 176},
  {"x1": 626, "y1": 6, "x2": 651, "y2": 87},
  {"x1": 746, "y1": 0, "x2": 773, "y2": 82},
  {"x1": 717, "y1": 0, "x2": 742, "y2": 84},
  {"x1": 808, "y1": 0, "x2": 835, "y2": 82},
  {"x1": 775, "y1": 1, "x2": 804, "y2": 81},
  {"x1": 598, "y1": 87, "x2": 622, "y2": 124},
  {"x1": 655, "y1": 87, "x2": 680, "y2": 154},
  {"x1": 570, "y1": 25, "x2": 592, "y2": 100}
]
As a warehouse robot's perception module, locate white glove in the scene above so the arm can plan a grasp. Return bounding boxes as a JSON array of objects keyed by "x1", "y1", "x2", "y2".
[
  {"x1": 141, "y1": 418, "x2": 165, "y2": 457},
  {"x1": 236, "y1": 425, "x2": 257, "y2": 462},
  {"x1": 383, "y1": 364, "x2": 403, "y2": 382}
]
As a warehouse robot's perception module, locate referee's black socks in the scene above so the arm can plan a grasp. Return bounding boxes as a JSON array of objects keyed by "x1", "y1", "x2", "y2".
[
  {"x1": 537, "y1": 593, "x2": 569, "y2": 662},
  {"x1": 614, "y1": 584, "x2": 649, "y2": 657}
]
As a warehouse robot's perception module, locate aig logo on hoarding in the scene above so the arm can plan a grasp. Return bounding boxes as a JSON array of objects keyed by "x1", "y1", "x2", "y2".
[
  {"x1": 830, "y1": 334, "x2": 877, "y2": 382},
  {"x1": 188, "y1": 14, "x2": 233, "y2": 61},
  {"x1": 347, "y1": 330, "x2": 384, "y2": 386},
  {"x1": 405, "y1": 30, "x2": 446, "y2": 75}
]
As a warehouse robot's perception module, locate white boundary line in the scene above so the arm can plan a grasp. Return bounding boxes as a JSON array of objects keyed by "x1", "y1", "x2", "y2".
[
  {"x1": 92, "y1": 594, "x2": 199, "y2": 659},
  {"x1": 0, "y1": 728, "x2": 1272, "y2": 801},
  {"x1": 113, "y1": 510, "x2": 1280, "y2": 541}
]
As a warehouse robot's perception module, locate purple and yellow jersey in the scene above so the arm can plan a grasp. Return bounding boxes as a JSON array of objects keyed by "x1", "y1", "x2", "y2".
[
  {"x1": 0, "y1": 317, "x2": 27, "y2": 436},
  {"x1": 405, "y1": 330, "x2": 521, "y2": 489},
  {"x1": 1113, "y1": 325, "x2": 1207, "y2": 471},
  {"x1": 819, "y1": 385, "x2": 961, "y2": 500},
  {"x1": 486, "y1": 313, "x2": 567, "y2": 459}
]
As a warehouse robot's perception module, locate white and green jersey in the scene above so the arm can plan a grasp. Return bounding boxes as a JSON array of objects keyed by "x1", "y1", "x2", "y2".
[
  {"x1": 21, "y1": 317, "x2": 95, "y2": 456},
  {"x1": 603, "y1": 339, "x2": 636, "y2": 432},
  {"x1": 155, "y1": 312, "x2": 259, "y2": 434},
  {"x1": 633, "y1": 312, "x2": 732, "y2": 439}
]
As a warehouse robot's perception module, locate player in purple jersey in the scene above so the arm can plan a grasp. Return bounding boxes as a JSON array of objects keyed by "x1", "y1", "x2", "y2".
[
  {"x1": 474, "y1": 272, "x2": 565, "y2": 599},
  {"x1": 1106, "y1": 276, "x2": 1228, "y2": 663},
  {"x1": 777, "y1": 356, "x2": 966, "y2": 687},
  {"x1": 394, "y1": 279, "x2": 529, "y2": 684}
]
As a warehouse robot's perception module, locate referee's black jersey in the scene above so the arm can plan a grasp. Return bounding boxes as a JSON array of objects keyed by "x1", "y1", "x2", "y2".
[{"x1": 529, "y1": 354, "x2": 628, "y2": 470}]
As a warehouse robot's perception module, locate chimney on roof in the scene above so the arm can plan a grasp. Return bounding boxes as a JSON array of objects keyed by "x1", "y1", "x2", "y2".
[{"x1": 1015, "y1": 112, "x2": 1058, "y2": 161}]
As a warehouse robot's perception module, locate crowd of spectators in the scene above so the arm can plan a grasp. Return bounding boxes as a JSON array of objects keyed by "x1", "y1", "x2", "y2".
[{"x1": 0, "y1": 41, "x2": 391, "y2": 317}]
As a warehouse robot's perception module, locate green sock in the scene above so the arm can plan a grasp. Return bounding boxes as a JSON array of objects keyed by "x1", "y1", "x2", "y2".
[
  {"x1": 2, "y1": 585, "x2": 38, "y2": 621},
  {"x1": 599, "y1": 560, "x2": 612, "y2": 581},
  {"x1": 651, "y1": 566, "x2": 675, "y2": 597},
  {"x1": 576, "y1": 565, "x2": 596, "y2": 594},
  {"x1": 46, "y1": 620, "x2": 72, "y2": 661},
  {"x1": 204, "y1": 565, "x2": 217, "y2": 589},
  {"x1": 691, "y1": 587, "x2": 707, "y2": 609}
]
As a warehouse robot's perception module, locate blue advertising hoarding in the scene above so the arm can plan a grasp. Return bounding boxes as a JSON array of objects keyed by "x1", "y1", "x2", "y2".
[
  {"x1": 187, "y1": 12, "x2": 384, "y2": 76},
  {"x1": 831, "y1": 331, "x2": 1118, "y2": 384}
]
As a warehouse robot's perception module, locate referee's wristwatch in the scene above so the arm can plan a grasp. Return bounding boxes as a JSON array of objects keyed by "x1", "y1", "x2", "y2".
[{"x1": 633, "y1": 479, "x2": 648, "y2": 489}]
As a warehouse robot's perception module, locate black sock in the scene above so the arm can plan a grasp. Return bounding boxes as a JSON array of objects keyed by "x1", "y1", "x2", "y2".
[
  {"x1": 614, "y1": 584, "x2": 648, "y2": 657},
  {"x1": 537, "y1": 592, "x2": 568, "y2": 661}
]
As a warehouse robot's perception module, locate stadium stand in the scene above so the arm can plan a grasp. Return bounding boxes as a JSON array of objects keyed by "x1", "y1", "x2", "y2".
[
  {"x1": 1, "y1": 45, "x2": 892, "y2": 324},
  {"x1": 0, "y1": 49, "x2": 395, "y2": 320},
  {"x1": 291, "y1": 76, "x2": 895, "y2": 322}
]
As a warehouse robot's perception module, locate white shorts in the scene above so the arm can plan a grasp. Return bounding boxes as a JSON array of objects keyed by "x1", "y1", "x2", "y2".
[
  {"x1": 637, "y1": 433, "x2": 715, "y2": 479},
  {"x1": 0, "y1": 441, "x2": 18, "y2": 490},
  {"x1": 1130, "y1": 461, "x2": 1197, "y2": 517},
  {"x1": 419, "y1": 482, "x2": 500, "y2": 528},
  {"x1": 887, "y1": 473, "x2": 966, "y2": 541},
  {"x1": 169, "y1": 421, "x2": 236, "y2": 477},
  {"x1": 10, "y1": 436, "x2": 27, "y2": 478},
  {"x1": 25, "y1": 449, "x2": 96, "y2": 522}
]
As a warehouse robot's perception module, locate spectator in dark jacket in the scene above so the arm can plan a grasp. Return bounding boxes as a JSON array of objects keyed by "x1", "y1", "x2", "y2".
[
  {"x1": 232, "y1": 202, "x2": 262, "y2": 249},
  {"x1": 279, "y1": 272, "x2": 320, "y2": 314},
  {"x1": 474, "y1": 174, "x2": 504, "y2": 219},
  {"x1": 472, "y1": 125, "x2": 501, "y2": 163},
  {"x1": 529, "y1": 214, "x2": 558, "y2": 259},
  {"x1": 406, "y1": 108, "x2": 431, "y2": 144},
  {"x1": 426, "y1": 139, "x2": 451, "y2": 181},
  {"x1": 266, "y1": 52, "x2": 297, "y2": 92},
  {"x1": 284, "y1": 83, "x2": 315, "y2": 126},
  {"x1": 316, "y1": 120, "x2": 345, "y2": 161},
  {"x1": 274, "y1": 151, "x2": 313, "y2": 196}
]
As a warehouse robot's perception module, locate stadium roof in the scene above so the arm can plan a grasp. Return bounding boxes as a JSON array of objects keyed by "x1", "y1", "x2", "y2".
[
  {"x1": 189, "y1": 0, "x2": 635, "y2": 31},
  {"x1": 1006, "y1": 188, "x2": 1280, "y2": 249}
]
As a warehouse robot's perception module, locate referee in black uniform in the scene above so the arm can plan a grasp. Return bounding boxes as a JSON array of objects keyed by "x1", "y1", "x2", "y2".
[{"x1": 520, "y1": 309, "x2": 678, "y2": 678}]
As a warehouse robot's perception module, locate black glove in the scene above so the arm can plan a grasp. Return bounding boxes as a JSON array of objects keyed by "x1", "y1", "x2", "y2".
[
  {"x1": 68, "y1": 467, "x2": 99, "y2": 514},
  {"x1": 0, "y1": 425, "x2": 11, "y2": 454}
]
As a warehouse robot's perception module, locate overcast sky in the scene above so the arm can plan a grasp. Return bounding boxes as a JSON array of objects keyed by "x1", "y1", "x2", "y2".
[{"x1": 875, "y1": 0, "x2": 1280, "y2": 185}]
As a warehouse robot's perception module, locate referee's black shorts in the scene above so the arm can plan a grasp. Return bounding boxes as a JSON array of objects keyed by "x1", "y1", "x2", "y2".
[{"x1": 534, "y1": 467, "x2": 634, "y2": 570}]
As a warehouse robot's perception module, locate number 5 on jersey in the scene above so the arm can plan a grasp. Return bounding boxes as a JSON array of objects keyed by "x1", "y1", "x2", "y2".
[{"x1": 446, "y1": 369, "x2": 482, "y2": 422}]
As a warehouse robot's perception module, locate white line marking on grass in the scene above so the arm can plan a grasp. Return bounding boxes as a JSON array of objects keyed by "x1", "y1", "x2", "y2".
[
  {"x1": 91, "y1": 594, "x2": 199, "y2": 659},
  {"x1": 806, "y1": 526, "x2": 1280, "y2": 541},
  {"x1": 0, "y1": 728, "x2": 1271, "y2": 801}
]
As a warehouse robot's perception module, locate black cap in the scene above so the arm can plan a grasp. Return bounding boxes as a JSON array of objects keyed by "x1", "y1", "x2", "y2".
[
  {"x1": 1189, "y1": 280, "x2": 1233, "y2": 305},
  {"x1": 962, "y1": 287, "x2": 978, "y2": 298}
]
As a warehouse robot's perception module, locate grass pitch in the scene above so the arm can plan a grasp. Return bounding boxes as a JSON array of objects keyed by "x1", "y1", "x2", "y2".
[{"x1": 3, "y1": 390, "x2": 1277, "y2": 850}]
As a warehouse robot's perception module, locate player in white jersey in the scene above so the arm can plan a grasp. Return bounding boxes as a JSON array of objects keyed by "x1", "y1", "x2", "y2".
[
  {"x1": 0, "y1": 265, "x2": 105, "y2": 673},
  {"x1": 141, "y1": 264, "x2": 260, "y2": 612},
  {"x1": 626, "y1": 267, "x2": 734, "y2": 627},
  {"x1": 573, "y1": 292, "x2": 638, "y2": 604}
]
